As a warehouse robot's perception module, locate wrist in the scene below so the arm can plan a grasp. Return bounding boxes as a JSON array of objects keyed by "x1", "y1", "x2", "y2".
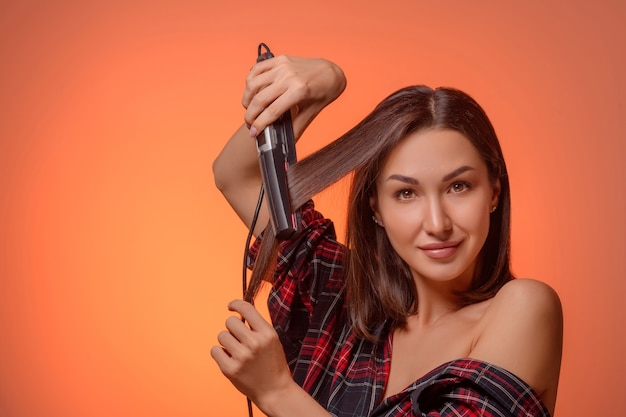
[
  {"x1": 255, "y1": 379, "x2": 296, "y2": 416},
  {"x1": 257, "y1": 380, "x2": 330, "y2": 417}
]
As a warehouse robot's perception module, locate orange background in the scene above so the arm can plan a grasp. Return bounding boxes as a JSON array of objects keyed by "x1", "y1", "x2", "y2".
[{"x1": 1, "y1": 1, "x2": 624, "y2": 416}]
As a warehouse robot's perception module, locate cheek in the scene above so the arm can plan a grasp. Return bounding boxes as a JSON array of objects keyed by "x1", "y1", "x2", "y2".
[
  {"x1": 380, "y1": 204, "x2": 421, "y2": 239},
  {"x1": 450, "y1": 202, "x2": 491, "y2": 238}
]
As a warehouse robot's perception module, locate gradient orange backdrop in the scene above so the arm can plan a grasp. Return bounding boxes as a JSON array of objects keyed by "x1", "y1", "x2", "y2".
[{"x1": 1, "y1": 1, "x2": 624, "y2": 416}]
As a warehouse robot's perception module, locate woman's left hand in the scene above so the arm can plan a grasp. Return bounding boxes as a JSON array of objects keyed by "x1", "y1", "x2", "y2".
[{"x1": 210, "y1": 300, "x2": 294, "y2": 408}]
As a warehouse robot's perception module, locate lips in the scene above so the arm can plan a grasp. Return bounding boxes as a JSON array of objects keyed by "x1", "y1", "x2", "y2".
[{"x1": 419, "y1": 241, "x2": 462, "y2": 259}]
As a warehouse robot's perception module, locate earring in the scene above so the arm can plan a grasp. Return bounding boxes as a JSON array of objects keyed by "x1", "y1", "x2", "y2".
[
  {"x1": 372, "y1": 216, "x2": 384, "y2": 227},
  {"x1": 490, "y1": 206, "x2": 497, "y2": 213}
]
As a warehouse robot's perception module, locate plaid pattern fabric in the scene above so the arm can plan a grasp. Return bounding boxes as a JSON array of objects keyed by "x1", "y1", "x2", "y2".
[{"x1": 250, "y1": 201, "x2": 550, "y2": 417}]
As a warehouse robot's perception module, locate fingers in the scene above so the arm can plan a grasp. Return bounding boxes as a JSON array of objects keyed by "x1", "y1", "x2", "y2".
[
  {"x1": 211, "y1": 300, "x2": 276, "y2": 375},
  {"x1": 228, "y1": 299, "x2": 273, "y2": 332},
  {"x1": 210, "y1": 342, "x2": 231, "y2": 369},
  {"x1": 218, "y1": 316, "x2": 250, "y2": 352},
  {"x1": 212, "y1": 300, "x2": 273, "y2": 356},
  {"x1": 241, "y1": 55, "x2": 346, "y2": 140},
  {"x1": 210, "y1": 297, "x2": 299, "y2": 410},
  {"x1": 242, "y1": 55, "x2": 306, "y2": 136},
  {"x1": 242, "y1": 57, "x2": 276, "y2": 107},
  {"x1": 243, "y1": 80, "x2": 288, "y2": 133}
]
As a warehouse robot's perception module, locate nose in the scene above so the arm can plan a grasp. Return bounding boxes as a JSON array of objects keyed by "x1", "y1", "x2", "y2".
[{"x1": 423, "y1": 198, "x2": 452, "y2": 236}]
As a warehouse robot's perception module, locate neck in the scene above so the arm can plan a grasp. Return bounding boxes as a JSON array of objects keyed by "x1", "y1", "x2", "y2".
[{"x1": 411, "y1": 278, "x2": 468, "y2": 328}]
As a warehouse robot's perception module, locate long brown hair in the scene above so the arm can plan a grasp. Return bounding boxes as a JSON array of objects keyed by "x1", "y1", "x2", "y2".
[{"x1": 246, "y1": 85, "x2": 513, "y2": 341}]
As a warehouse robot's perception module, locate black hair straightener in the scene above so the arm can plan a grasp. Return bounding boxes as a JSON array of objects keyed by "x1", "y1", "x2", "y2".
[{"x1": 254, "y1": 43, "x2": 300, "y2": 239}]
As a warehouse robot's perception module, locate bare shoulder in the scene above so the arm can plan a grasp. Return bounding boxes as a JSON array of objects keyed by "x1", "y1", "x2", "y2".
[
  {"x1": 469, "y1": 279, "x2": 563, "y2": 414},
  {"x1": 492, "y1": 278, "x2": 562, "y2": 315}
]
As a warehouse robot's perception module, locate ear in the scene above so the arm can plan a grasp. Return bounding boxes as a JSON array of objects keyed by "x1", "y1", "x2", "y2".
[
  {"x1": 491, "y1": 178, "x2": 501, "y2": 209},
  {"x1": 370, "y1": 195, "x2": 380, "y2": 219}
]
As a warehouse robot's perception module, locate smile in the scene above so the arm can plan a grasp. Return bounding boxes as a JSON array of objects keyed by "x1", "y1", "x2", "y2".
[{"x1": 418, "y1": 241, "x2": 462, "y2": 259}]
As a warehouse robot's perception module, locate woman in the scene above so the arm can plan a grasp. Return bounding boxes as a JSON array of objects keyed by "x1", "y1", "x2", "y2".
[{"x1": 211, "y1": 55, "x2": 563, "y2": 417}]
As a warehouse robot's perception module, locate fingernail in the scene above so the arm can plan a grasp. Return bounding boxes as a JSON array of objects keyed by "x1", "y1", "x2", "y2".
[{"x1": 249, "y1": 126, "x2": 258, "y2": 137}]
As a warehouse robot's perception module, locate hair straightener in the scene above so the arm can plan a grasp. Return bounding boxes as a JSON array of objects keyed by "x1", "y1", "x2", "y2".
[{"x1": 254, "y1": 43, "x2": 300, "y2": 240}]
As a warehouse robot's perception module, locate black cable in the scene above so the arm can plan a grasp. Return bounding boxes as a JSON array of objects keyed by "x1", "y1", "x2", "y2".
[
  {"x1": 257, "y1": 43, "x2": 272, "y2": 59},
  {"x1": 240, "y1": 41, "x2": 274, "y2": 417},
  {"x1": 243, "y1": 186, "x2": 264, "y2": 296},
  {"x1": 247, "y1": 397, "x2": 254, "y2": 417},
  {"x1": 242, "y1": 185, "x2": 265, "y2": 417},
  {"x1": 237, "y1": 43, "x2": 270, "y2": 417}
]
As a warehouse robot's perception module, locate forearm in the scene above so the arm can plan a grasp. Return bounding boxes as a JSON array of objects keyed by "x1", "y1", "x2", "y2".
[{"x1": 212, "y1": 124, "x2": 268, "y2": 234}]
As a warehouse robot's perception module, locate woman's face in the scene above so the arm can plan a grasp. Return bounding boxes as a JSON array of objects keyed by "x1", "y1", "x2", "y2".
[{"x1": 372, "y1": 128, "x2": 500, "y2": 287}]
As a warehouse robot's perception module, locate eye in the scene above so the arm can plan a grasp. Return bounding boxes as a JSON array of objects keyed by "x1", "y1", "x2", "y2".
[
  {"x1": 394, "y1": 189, "x2": 417, "y2": 201},
  {"x1": 449, "y1": 181, "x2": 471, "y2": 193}
]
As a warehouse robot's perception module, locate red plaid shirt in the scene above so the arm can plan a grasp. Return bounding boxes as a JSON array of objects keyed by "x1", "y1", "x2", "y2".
[{"x1": 250, "y1": 201, "x2": 550, "y2": 417}]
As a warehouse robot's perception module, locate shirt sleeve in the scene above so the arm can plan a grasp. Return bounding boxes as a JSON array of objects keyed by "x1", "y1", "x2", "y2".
[
  {"x1": 248, "y1": 200, "x2": 346, "y2": 366},
  {"x1": 410, "y1": 359, "x2": 550, "y2": 417}
]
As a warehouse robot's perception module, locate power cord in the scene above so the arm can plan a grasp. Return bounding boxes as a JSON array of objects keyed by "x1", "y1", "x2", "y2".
[{"x1": 242, "y1": 186, "x2": 265, "y2": 417}]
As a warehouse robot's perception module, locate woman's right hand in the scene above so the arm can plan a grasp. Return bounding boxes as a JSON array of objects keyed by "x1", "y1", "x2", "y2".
[{"x1": 243, "y1": 55, "x2": 346, "y2": 139}]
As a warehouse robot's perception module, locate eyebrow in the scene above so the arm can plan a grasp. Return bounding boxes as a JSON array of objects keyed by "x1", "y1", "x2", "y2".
[
  {"x1": 386, "y1": 165, "x2": 476, "y2": 185},
  {"x1": 442, "y1": 165, "x2": 475, "y2": 182}
]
